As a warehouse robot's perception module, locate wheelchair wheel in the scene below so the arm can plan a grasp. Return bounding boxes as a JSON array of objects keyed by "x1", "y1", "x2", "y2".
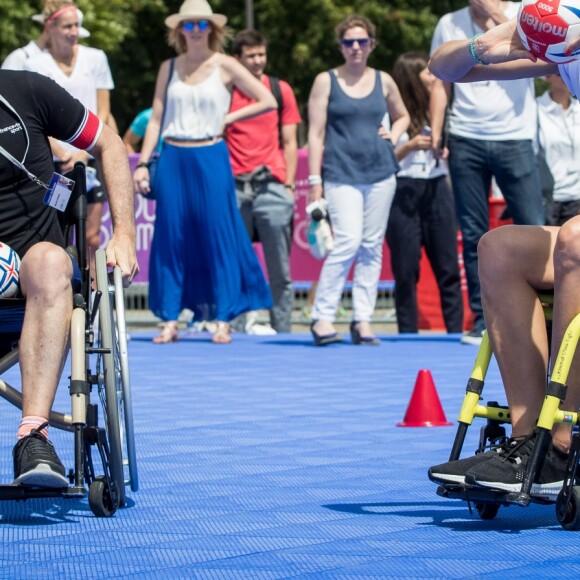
[
  {"x1": 95, "y1": 250, "x2": 126, "y2": 507},
  {"x1": 475, "y1": 502, "x2": 500, "y2": 520},
  {"x1": 112, "y1": 266, "x2": 139, "y2": 492},
  {"x1": 556, "y1": 487, "x2": 580, "y2": 531},
  {"x1": 89, "y1": 476, "x2": 117, "y2": 518}
]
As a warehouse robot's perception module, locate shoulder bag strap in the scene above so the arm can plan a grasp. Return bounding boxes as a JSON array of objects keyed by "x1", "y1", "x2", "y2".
[{"x1": 268, "y1": 75, "x2": 284, "y2": 149}]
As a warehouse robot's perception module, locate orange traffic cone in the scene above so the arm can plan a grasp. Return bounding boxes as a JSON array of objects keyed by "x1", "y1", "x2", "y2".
[{"x1": 397, "y1": 369, "x2": 453, "y2": 427}]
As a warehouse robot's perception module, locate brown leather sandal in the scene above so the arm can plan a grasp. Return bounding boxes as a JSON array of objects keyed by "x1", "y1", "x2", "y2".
[
  {"x1": 211, "y1": 322, "x2": 232, "y2": 344},
  {"x1": 153, "y1": 321, "x2": 179, "y2": 344}
]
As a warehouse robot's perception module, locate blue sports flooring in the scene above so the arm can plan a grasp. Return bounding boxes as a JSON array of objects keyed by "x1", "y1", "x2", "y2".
[{"x1": 1, "y1": 332, "x2": 580, "y2": 578}]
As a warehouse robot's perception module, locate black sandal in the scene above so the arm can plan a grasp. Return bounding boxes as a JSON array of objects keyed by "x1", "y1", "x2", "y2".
[
  {"x1": 350, "y1": 321, "x2": 380, "y2": 346},
  {"x1": 310, "y1": 321, "x2": 343, "y2": 347}
]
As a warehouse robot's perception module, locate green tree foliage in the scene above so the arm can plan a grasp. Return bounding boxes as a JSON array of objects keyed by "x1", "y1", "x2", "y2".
[{"x1": 0, "y1": 0, "x2": 466, "y2": 133}]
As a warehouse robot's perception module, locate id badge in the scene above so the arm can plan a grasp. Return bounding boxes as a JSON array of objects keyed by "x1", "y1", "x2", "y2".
[{"x1": 43, "y1": 172, "x2": 75, "y2": 212}]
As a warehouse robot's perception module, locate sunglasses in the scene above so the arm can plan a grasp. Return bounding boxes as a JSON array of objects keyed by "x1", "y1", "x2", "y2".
[
  {"x1": 182, "y1": 20, "x2": 210, "y2": 32},
  {"x1": 340, "y1": 37, "x2": 372, "y2": 49}
]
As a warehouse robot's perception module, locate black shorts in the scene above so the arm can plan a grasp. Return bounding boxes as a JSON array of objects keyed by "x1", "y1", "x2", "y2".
[{"x1": 0, "y1": 251, "x2": 81, "y2": 355}]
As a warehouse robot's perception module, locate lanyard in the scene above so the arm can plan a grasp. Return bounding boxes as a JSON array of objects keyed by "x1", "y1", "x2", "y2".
[{"x1": 0, "y1": 94, "x2": 49, "y2": 190}]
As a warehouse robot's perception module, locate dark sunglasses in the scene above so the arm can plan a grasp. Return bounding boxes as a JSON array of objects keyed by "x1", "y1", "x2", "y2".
[
  {"x1": 182, "y1": 20, "x2": 210, "y2": 32},
  {"x1": 340, "y1": 37, "x2": 372, "y2": 49}
]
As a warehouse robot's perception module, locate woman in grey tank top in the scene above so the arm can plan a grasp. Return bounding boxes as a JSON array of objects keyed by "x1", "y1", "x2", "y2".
[{"x1": 307, "y1": 15, "x2": 410, "y2": 346}]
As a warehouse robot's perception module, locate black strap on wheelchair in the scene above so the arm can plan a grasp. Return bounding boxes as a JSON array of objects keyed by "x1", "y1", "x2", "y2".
[
  {"x1": 547, "y1": 380, "x2": 567, "y2": 401},
  {"x1": 70, "y1": 379, "x2": 90, "y2": 396}
]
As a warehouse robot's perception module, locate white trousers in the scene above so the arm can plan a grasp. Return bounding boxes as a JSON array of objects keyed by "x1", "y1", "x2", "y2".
[{"x1": 312, "y1": 176, "x2": 396, "y2": 322}]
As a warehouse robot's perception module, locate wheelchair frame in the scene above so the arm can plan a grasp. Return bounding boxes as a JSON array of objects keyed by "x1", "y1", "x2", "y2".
[
  {"x1": 436, "y1": 293, "x2": 580, "y2": 530},
  {"x1": 0, "y1": 163, "x2": 138, "y2": 517}
]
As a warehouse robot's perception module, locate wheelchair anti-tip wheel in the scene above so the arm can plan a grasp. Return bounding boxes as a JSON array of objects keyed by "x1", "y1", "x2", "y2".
[
  {"x1": 556, "y1": 487, "x2": 580, "y2": 531},
  {"x1": 89, "y1": 475, "x2": 117, "y2": 518},
  {"x1": 475, "y1": 502, "x2": 500, "y2": 520},
  {"x1": 94, "y1": 250, "x2": 139, "y2": 508}
]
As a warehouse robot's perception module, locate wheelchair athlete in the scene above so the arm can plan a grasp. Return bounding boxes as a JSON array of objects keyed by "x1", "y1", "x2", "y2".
[
  {"x1": 0, "y1": 69, "x2": 138, "y2": 488},
  {"x1": 426, "y1": 19, "x2": 580, "y2": 498}
]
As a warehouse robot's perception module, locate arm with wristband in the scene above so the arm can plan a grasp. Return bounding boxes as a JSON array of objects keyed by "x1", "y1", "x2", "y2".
[{"x1": 307, "y1": 72, "x2": 331, "y2": 203}]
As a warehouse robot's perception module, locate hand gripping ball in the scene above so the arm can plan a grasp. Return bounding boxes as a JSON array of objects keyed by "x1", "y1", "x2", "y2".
[{"x1": 517, "y1": 0, "x2": 580, "y2": 63}]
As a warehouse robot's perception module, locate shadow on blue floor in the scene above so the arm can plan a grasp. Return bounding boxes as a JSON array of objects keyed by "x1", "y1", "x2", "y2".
[{"x1": 1, "y1": 332, "x2": 579, "y2": 579}]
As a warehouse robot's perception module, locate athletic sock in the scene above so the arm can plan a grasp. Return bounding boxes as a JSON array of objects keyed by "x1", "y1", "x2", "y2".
[{"x1": 17, "y1": 416, "x2": 49, "y2": 440}]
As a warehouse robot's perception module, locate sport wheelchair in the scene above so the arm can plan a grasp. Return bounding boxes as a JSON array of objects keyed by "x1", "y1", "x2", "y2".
[
  {"x1": 0, "y1": 163, "x2": 138, "y2": 517},
  {"x1": 435, "y1": 292, "x2": 580, "y2": 530}
]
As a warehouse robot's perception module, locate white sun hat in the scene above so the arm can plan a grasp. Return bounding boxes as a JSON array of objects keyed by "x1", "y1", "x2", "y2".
[{"x1": 164, "y1": 0, "x2": 227, "y2": 30}]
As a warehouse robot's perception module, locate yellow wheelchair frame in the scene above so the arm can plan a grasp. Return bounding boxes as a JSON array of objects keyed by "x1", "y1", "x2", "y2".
[{"x1": 437, "y1": 294, "x2": 580, "y2": 530}]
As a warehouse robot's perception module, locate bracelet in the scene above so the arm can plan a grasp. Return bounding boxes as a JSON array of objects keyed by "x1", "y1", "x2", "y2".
[
  {"x1": 308, "y1": 175, "x2": 322, "y2": 186},
  {"x1": 136, "y1": 161, "x2": 150, "y2": 169},
  {"x1": 469, "y1": 33, "x2": 490, "y2": 66},
  {"x1": 284, "y1": 183, "x2": 296, "y2": 192}
]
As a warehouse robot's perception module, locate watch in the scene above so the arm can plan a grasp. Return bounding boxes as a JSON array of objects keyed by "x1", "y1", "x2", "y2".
[{"x1": 284, "y1": 183, "x2": 296, "y2": 192}]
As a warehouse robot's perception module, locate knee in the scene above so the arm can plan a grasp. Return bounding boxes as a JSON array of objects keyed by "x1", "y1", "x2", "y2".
[
  {"x1": 334, "y1": 232, "x2": 362, "y2": 258},
  {"x1": 478, "y1": 228, "x2": 513, "y2": 288},
  {"x1": 554, "y1": 219, "x2": 580, "y2": 275},
  {"x1": 20, "y1": 243, "x2": 72, "y2": 298}
]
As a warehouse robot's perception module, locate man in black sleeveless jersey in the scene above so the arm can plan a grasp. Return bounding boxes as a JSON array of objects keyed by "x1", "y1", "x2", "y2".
[{"x1": 0, "y1": 70, "x2": 138, "y2": 488}]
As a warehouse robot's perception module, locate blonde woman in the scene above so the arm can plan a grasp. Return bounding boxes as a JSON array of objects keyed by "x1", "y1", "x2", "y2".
[
  {"x1": 307, "y1": 15, "x2": 409, "y2": 346},
  {"x1": 134, "y1": 0, "x2": 276, "y2": 344},
  {"x1": 24, "y1": 0, "x2": 113, "y2": 275}
]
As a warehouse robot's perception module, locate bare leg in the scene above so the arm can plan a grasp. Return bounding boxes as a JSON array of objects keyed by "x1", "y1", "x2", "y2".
[
  {"x1": 550, "y1": 217, "x2": 580, "y2": 451},
  {"x1": 478, "y1": 225, "x2": 557, "y2": 438},
  {"x1": 19, "y1": 243, "x2": 73, "y2": 418}
]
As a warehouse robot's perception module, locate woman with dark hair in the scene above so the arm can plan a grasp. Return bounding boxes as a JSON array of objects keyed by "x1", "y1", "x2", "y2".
[
  {"x1": 133, "y1": 0, "x2": 276, "y2": 344},
  {"x1": 387, "y1": 52, "x2": 463, "y2": 334},
  {"x1": 307, "y1": 15, "x2": 409, "y2": 346}
]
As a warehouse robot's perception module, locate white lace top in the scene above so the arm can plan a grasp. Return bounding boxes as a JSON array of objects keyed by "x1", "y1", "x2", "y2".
[{"x1": 162, "y1": 66, "x2": 231, "y2": 140}]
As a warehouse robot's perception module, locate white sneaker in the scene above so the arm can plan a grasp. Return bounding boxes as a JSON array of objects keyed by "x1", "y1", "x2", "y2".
[
  {"x1": 245, "y1": 319, "x2": 277, "y2": 335},
  {"x1": 461, "y1": 328, "x2": 485, "y2": 346}
]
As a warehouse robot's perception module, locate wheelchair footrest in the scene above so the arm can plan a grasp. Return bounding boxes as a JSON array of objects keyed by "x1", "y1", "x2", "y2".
[
  {"x1": 436, "y1": 483, "x2": 554, "y2": 506},
  {"x1": 0, "y1": 484, "x2": 85, "y2": 501}
]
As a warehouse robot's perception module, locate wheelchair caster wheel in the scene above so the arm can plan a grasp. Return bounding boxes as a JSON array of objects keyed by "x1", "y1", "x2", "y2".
[
  {"x1": 89, "y1": 476, "x2": 118, "y2": 518},
  {"x1": 556, "y1": 487, "x2": 580, "y2": 531},
  {"x1": 475, "y1": 502, "x2": 500, "y2": 520}
]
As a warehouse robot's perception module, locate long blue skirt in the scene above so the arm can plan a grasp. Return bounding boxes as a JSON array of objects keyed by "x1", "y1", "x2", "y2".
[{"x1": 148, "y1": 141, "x2": 272, "y2": 322}]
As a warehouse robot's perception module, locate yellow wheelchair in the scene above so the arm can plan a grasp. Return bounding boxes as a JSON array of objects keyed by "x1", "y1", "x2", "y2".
[
  {"x1": 435, "y1": 293, "x2": 580, "y2": 530},
  {"x1": 0, "y1": 163, "x2": 137, "y2": 517}
]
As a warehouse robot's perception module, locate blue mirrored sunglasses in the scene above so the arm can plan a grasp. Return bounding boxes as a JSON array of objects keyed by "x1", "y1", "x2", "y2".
[
  {"x1": 340, "y1": 38, "x2": 371, "y2": 49},
  {"x1": 182, "y1": 20, "x2": 210, "y2": 32}
]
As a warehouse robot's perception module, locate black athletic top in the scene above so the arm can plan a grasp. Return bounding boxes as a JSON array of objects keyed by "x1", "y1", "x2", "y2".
[{"x1": 0, "y1": 70, "x2": 102, "y2": 257}]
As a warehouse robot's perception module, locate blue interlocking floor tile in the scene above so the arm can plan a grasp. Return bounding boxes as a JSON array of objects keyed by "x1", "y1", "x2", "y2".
[{"x1": 1, "y1": 332, "x2": 580, "y2": 579}]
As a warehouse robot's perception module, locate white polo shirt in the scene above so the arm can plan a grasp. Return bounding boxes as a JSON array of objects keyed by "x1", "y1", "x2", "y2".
[
  {"x1": 430, "y1": 4, "x2": 537, "y2": 141},
  {"x1": 537, "y1": 91, "x2": 580, "y2": 203}
]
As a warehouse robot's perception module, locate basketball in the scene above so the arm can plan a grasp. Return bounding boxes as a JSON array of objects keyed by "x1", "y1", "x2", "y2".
[
  {"x1": 517, "y1": 0, "x2": 580, "y2": 63},
  {"x1": 0, "y1": 242, "x2": 21, "y2": 298}
]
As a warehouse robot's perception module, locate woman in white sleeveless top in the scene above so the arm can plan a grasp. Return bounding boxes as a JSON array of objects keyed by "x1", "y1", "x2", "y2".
[{"x1": 134, "y1": 0, "x2": 276, "y2": 344}]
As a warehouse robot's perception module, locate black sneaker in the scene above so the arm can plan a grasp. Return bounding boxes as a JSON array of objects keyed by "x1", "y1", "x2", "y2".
[
  {"x1": 428, "y1": 437, "x2": 517, "y2": 485},
  {"x1": 464, "y1": 433, "x2": 567, "y2": 500},
  {"x1": 13, "y1": 424, "x2": 68, "y2": 488},
  {"x1": 460, "y1": 328, "x2": 485, "y2": 346}
]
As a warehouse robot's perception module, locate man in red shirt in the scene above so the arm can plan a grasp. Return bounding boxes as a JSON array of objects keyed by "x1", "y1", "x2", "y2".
[{"x1": 226, "y1": 29, "x2": 302, "y2": 334}]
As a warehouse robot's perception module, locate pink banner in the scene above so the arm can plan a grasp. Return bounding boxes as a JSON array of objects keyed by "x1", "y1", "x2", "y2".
[{"x1": 100, "y1": 150, "x2": 394, "y2": 285}]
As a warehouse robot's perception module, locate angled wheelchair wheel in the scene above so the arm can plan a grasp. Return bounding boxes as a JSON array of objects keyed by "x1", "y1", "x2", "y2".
[
  {"x1": 556, "y1": 487, "x2": 580, "y2": 531},
  {"x1": 112, "y1": 266, "x2": 139, "y2": 492},
  {"x1": 95, "y1": 250, "x2": 126, "y2": 506}
]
